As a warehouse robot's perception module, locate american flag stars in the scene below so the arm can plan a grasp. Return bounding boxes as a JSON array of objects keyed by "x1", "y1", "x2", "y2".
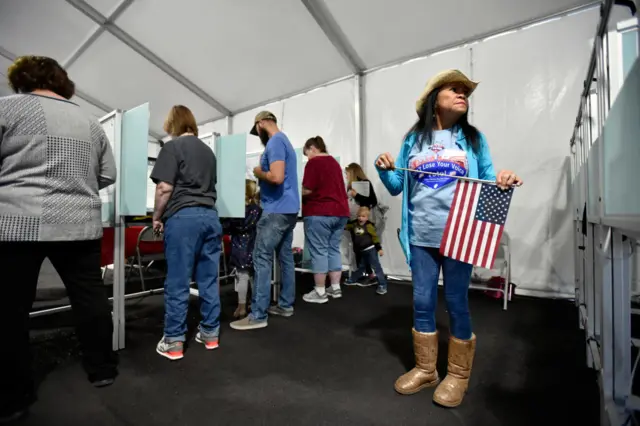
[{"x1": 475, "y1": 185, "x2": 513, "y2": 225}]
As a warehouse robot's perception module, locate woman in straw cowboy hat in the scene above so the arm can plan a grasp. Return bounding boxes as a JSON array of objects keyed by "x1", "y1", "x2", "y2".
[{"x1": 375, "y1": 69, "x2": 522, "y2": 407}]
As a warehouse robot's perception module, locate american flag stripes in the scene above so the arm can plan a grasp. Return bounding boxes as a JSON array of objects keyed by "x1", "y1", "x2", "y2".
[{"x1": 440, "y1": 180, "x2": 514, "y2": 269}]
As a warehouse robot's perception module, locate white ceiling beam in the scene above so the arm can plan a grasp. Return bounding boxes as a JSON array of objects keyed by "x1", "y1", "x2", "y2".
[
  {"x1": 63, "y1": 0, "x2": 134, "y2": 69},
  {"x1": 65, "y1": 0, "x2": 232, "y2": 116},
  {"x1": 0, "y1": 46, "x2": 164, "y2": 141},
  {"x1": 300, "y1": 0, "x2": 365, "y2": 75}
]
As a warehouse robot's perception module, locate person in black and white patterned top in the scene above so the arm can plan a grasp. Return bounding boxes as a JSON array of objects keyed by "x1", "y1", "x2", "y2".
[{"x1": 0, "y1": 55, "x2": 118, "y2": 422}]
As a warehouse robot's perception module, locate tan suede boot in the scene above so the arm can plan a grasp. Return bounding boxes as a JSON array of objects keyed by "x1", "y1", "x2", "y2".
[
  {"x1": 394, "y1": 329, "x2": 440, "y2": 395},
  {"x1": 433, "y1": 334, "x2": 476, "y2": 408}
]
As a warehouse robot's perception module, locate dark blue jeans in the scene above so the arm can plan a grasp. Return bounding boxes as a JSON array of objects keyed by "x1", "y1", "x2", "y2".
[
  {"x1": 352, "y1": 248, "x2": 388, "y2": 287},
  {"x1": 410, "y1": 245, "x2": 473, "y2": 340},
  {"x1": 163, "y1": 207, "x2": 222, "y2": 342},
  {"x1": 250, "y1": 213, "x2": 298, "y2": 322}
]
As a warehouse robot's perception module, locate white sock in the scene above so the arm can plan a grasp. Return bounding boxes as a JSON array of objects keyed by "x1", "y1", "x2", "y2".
[
  {"x1": 331, "y1": 283, "x2": 341, "y2": 291},
  {"x1": 315, "y1": 286, "x2": 326, "y2": 296}
]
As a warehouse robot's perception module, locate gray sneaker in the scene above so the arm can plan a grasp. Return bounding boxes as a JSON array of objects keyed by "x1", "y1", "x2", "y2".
[
  {"x1": 230, "y1": 316, "x2": 268, "y2": 331},
  {"x1": 326, "y1": 286, "x2": 342, "y2": 299},
  {"x1": 268, "y1": 305, "x2": 294, "y2": 317},
  {"x1": 195, "y1": 332, "x2": 219, "y2": 350},
  {"x1": 376, "y1": 285, "x2": 388, "y2": 295},
  {"x1": 156, "y1": 338, "x2": 184, "y2": 361},
  {"x1": 303, "y1": 289, "x2": 329, "y2": 304}
]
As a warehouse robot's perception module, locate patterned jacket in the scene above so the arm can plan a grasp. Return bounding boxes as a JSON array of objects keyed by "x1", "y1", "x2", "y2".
[{"x1": 0, "y1": 94, "x2": 116, "y2": 241}]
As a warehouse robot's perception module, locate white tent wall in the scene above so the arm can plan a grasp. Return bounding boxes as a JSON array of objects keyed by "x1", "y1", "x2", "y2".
[
  {"x1": 199, "y1": 118, "x2": 229, "y2": 138},
  {"x1": 193, "y1": 7, "x2": 607, "y2": 297},
  {"x1": 279, "y1": 78, "x2": 356, "y2": 163},
  {"x1": 471, "y1": 11, "x2": 599, "y2": 297},
  {"x1": 147, "y1": 139, "x2": 161, "y2": 158}
]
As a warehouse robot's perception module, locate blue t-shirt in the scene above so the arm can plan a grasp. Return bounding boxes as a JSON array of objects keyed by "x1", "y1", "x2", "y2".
[
  {"x1": 408, "y1": 129, "x2": 468, "y2": 247},
  {"x1": 259, "y1": 132, "x2": 300, "y2": 214}
]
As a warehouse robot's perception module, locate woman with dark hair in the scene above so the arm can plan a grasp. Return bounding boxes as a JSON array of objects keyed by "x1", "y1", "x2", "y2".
[
  {"x1": 0, "y1": 56, "x2": 118, "y2": 422},
  {"x1": 300, "y1": 136, "x2": 350, "y2": 304},
  {"x1": 375, "y1": 69, "x2": 522, "y2": 408}
]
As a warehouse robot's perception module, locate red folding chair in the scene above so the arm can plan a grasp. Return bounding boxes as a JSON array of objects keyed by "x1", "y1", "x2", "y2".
[{"x1": 130, "y1": 226, "x2": 165, "y2": 291}]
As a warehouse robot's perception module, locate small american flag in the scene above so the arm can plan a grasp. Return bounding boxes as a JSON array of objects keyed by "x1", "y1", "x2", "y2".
[{"x1": 440, "y1": 180, "x2": 514, "y2": 269}]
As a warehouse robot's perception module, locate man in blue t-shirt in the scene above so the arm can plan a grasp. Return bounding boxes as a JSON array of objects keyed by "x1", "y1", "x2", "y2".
[{"x1": 230, "y1": 111, "x2": 300, "y2": 331}]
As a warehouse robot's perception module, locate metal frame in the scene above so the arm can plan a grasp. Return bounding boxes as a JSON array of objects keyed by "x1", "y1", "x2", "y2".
[
  {"x1": 62, "y1": 0, "x2": 134, "y2": 69},
  {"x1": 64, "y1": 0, "x2": 231, "y2": 116},
  {"x1": 570, "y1": 1, "x2": 639, "y2": 424},
  {"x1": 300, "y1": 0, "x2": 365, "y2": 74},
  {"x1": 111, "y1": 110, "x2": 126, "y2": 350},
  {"x1": 355, "y1": 74, "x2": 365, "y2": 166}
]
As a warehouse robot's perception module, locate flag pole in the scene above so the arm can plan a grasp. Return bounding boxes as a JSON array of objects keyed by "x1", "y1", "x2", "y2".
[{"x1": 393, "y1": 167, "x2": 497, "y2": 185}]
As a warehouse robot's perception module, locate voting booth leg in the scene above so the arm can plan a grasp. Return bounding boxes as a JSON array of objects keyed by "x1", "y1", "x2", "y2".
[
  {"x1": 611, "y1": 230, "x2": 631, "y2": 405},
  {"x1": 111, "y1": 218, "x2": 126, "y2": 351},
  {"x1": 598, "y1": 225, "x2": 613, "y2": 397}
]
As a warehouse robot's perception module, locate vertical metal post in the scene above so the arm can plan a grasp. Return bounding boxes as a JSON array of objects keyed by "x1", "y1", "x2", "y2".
[
  {"x1": 604, "y1": 27, "x2": 611, "y2": 113},
  {"x1": 612, "y1": 230, "x2": 631, "y2": 405},
  {"x1": 354, "y1": 74, "x2": 365, "y2": 166},
  {"x1": 226, "y1": 115, "x2": 233, "y2": 135},
  {"x1": 112, "y1": 111, "x2": 126, "y2": 351},
  {"x1": 587, "y1": 221, "x2": 596, "y2": 364},
  {"x1": 597, "y1": 36, "x2": 606, "y2": 143},
  {"x1": 599, "y1": 225, "x2": 614, "y2": 400},
  {"x1": 594, "y1": 225, "x2": 604, "y2": 343},
  {"x1": 580, "y1": 226, "x2": 586, "y2": 317}
]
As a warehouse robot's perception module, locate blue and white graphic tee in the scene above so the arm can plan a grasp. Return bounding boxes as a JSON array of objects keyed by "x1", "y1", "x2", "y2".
[{"x1": 408, "y1": 129, "x2": 468, "y2": 247}]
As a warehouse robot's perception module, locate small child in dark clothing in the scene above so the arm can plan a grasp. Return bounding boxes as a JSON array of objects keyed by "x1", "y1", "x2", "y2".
[
  {"x1": 223, "y1": 180, "x2": 262, "y2": 318},
  {"x1": 345, "y1": 206, "x2": 388, "y2": 295}
]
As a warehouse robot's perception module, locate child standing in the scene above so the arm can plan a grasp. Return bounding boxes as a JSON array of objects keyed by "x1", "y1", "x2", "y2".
[
  {"x1": 224, "y1": 180, "x2": 262, "y2": 318},
  {"x1": 345, "y1": 206, "x2": 388, "y2": 295}
]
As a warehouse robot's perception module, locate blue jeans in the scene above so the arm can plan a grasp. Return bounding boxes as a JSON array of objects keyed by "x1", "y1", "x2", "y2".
[
  {"x1": 303, "y1": 216, "x2": 348, "y2": 274},
  {"x1": 250, "y1": 213, "x2": 298, "y2": 322},
  {"x1": 163, "y1": 207, "x2": 222, "y2": 342},
  {"x1": 351, "y1": 248, "x2": 388, "y2": 288},
  {"x1": 410, "y1": 245, "x2": 473, "y2": 340}
]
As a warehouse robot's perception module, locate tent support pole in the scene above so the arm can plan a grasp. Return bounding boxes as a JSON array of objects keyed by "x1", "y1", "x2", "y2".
[{"x1": 355, "y1": 74, "x2": 365, "y2": 166}]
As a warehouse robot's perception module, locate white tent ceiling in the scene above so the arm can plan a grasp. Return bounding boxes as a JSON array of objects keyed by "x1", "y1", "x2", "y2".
[{"x1": 0, "y1": 0, "x2": 597, "y2": 138}]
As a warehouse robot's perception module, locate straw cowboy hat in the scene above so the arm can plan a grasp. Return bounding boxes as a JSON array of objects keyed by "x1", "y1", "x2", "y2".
[{"x1": 415, "y1": 69, "x2": 479, "y2": 113}]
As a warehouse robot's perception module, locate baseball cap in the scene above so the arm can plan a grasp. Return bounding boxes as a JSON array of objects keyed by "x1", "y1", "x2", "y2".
[{"x1": 250, "y1": 111, "x2": 277, "y2": 136}]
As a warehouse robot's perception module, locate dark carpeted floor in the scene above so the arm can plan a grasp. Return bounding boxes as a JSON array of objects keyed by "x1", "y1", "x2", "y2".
[{"x1": 22, "y1": 276, "x2": 598, "y2": 426}]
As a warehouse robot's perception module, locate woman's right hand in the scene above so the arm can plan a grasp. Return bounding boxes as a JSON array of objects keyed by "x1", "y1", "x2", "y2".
[{"x1": 376, "y1": 153, "x2": 395, "y2": 170}]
